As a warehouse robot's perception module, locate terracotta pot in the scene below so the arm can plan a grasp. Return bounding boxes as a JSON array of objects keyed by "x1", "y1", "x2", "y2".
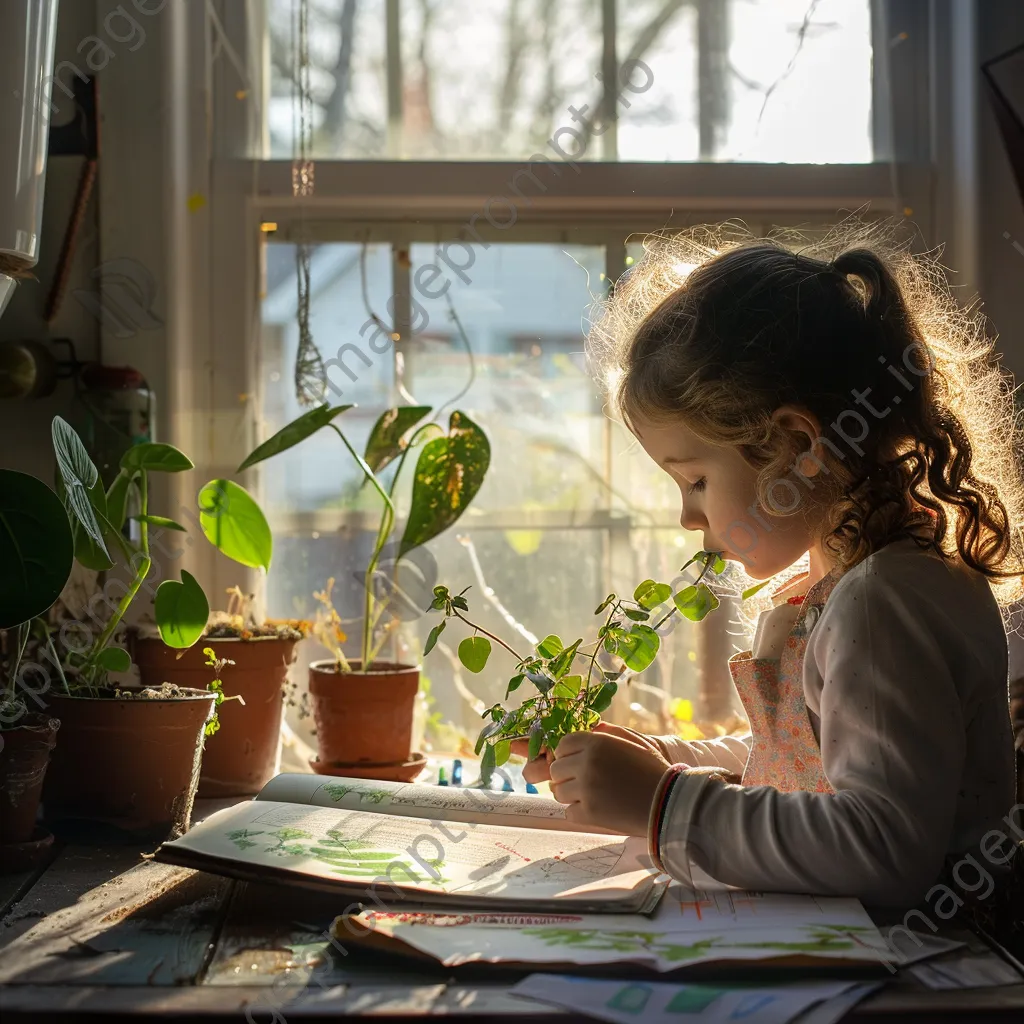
[
  {"x1": 308, "y1": 661, "x2": 420, "y2": 766},
  {"x1": 134, "y1": 636, "x2": 298, "y2": 797},
  {"x1": 42, "y1": 690, "x2": 215, "y2": 841},
  {"x1": 0, "y1": 714, "x2": 59, "y2": 845}
]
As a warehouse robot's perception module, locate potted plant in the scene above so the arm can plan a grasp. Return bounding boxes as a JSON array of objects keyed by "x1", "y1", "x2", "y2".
[
  {"x1": 237, "y1": 403, "x2": 490, "y2": 778},
  {"x1": 39, "y1": 417, "x2": 265, "y2": 840},
  {"x1": 132, "y1": 588, "x2": 310, "y2": 797},
  {"x1": 0, "y1": 469, "x2": 74, "y2": 870},
  {"x1": 423, "y1": 550, "x2": 752, "y2": 780}
]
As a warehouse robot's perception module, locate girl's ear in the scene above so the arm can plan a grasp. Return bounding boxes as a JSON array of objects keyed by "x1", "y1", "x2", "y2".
[{"x1": 771, "y1": 406, "x2": 826, "y2": 479}]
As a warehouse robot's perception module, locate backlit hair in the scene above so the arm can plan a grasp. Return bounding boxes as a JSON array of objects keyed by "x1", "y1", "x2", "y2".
[{"x1": 587, "y1": 219, "x2": 1024, "y2": 607}]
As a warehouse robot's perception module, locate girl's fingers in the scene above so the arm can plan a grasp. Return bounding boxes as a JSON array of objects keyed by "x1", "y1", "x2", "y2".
[
  {"x1": 549, "y1": 754, "x2": 580, "y2": 785},
  {"x1": 509, "y1": 738, "x2": 532, "y2": 759},
  {"x1": 522, "y1": 754, "x2": 552, "y2": 784},
  {"x1": 550, "y1": 778, "x2": 581, "y2": 805}
]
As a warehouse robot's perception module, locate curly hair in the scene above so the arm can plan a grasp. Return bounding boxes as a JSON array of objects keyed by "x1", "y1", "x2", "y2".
[{"x1": 587, "y1": 219, "x2": 1024, "y2": 607}]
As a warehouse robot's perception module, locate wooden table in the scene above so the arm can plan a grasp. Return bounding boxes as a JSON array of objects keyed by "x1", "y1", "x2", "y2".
[{"x1": 2, "y1": 801, "x2": 1023, "y2": 1021}]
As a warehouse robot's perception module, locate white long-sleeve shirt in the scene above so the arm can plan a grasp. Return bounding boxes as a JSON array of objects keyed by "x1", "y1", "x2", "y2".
[{"x1": 653, "y1": 540, "x2": 1017, "y2": 909}]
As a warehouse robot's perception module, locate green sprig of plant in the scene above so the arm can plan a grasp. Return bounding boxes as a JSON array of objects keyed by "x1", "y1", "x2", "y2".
[
  {"x1": 203, "y1": 646, "x2": 244, "y2": 737},
  {"x1": 423, "y1": 550, "x2": 728, "y2": 778}
]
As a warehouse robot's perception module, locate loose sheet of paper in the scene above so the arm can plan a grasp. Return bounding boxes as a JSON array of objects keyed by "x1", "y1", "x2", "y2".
[
  {"x1": 509, "y1": 976, "x2": 874, "y2": 1024},
  {"x1": 350, "y1": 909, "x2": 898, "y2": 971}
]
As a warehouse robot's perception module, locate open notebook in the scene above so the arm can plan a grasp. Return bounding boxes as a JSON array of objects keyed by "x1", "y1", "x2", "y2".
[{"x1": 155, "y1": 773, "x2": 665, "y2": 914}]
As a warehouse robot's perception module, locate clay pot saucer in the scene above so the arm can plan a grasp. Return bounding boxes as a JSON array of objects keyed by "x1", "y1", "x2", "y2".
[{"x1": 308, "y1": 752, "x2": 428, "y2": 783}]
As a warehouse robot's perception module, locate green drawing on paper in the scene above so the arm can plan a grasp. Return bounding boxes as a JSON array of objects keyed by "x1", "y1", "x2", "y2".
[
  {"x1": 607, "y1": 983, "x2": 652, "y2": 1013},
  {"x1": 321, "y1": 782, "x2": 359, "y2": 802},
  {"x1": 664, "y1": 986, "x2": 726, "y2": 1013},
  {"x1": 226, "y1": 828, "x2": 265, "y2": 851},
  {"x1": 358, "y1": 789, "x2": 391, "y2": 805},
  {"x1": 520, "y1": 928, "x2": 720, "y2": 961},
  {"x1": 263, "y1": 827, "x2": 314, "y2": 857},
  {"x1": 222, "y1": 826, "x2": 447, "y2": 885},
  {"x1": 731, "y1": 924, "x2": 875, "y2": 954},
  {"x1": 520, "y1": 923, "x2": 878, "y2": 963}
]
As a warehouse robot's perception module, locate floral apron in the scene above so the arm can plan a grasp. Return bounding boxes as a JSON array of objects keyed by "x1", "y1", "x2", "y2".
[{"x1": 728, "y1": 570, "x2": 840, "y2": 794}]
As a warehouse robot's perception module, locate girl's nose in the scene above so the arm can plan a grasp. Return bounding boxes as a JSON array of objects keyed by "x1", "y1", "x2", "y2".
[{"x1": 679, "y1": 500, "x2": 707, "y2": 533}]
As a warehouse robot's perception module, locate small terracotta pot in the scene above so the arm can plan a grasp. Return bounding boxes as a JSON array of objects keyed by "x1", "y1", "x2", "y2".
[
  {"x1": 133, "y1": 636, "x2": 298, "y2": 797},
  {"x1": 0, "y1": 714, "x2": 60, "y2": 844},
  {"x1": 308, "y1": 661, "x2": 420, "y2": 766},
  {"x1": 43, "y1": 690, "x2": 215, "y2": 841}
]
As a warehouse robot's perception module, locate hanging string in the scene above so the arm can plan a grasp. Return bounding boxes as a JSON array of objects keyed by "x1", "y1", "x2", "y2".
[{"x1": 292, "y1": 0, "x2": 325, "y2": 405}]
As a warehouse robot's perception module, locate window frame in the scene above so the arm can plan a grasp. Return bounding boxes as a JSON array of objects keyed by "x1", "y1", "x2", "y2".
[{"x1": 192, "y1": 0, "x2": 937, "y2": 607}]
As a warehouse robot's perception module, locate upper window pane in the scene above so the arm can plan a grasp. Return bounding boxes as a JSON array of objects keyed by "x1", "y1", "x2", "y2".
[{"x1": 266, "y1": 0, "x2": 873, "y2": 162}]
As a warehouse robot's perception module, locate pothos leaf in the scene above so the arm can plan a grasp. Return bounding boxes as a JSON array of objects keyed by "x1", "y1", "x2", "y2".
[
  {"x1": 363, "y1": 406, "x2": 433, "y2": 474},
  {"x1": 238, "y1": 404, "x2": 355, "y2": 471},
  {"x1": 494, "y1": 739, "x2": 511, "y2": 767},
  {"x1": 398, "y1": 411, "x2": 490, "y2": 558},
  {"x1": 94, "y1": 646, "x2": 131, "y2": 673}
]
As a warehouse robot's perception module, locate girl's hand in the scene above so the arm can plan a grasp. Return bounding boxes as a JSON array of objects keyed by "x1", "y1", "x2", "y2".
[
  {"x1": 548, "y1": 730, "x2": 672, "y2": 836},
  {"x1": 511, "y1": 722, "x2": 666, "y2": 786}
]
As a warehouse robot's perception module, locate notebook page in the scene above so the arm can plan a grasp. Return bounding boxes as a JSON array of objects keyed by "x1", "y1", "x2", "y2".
[
  {"x1": 257, "y1": 773, "x2": 619, "y2": 834},
  {"x1": 162, "y1": 799, "x2": 653, "y2": 907}
]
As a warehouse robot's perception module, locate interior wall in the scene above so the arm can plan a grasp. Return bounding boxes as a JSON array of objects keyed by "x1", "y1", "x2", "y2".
[
  {"x1": 976, "y1": 1, "x2": 1024, "y2": 385},
  {"x1": 0, "y1": 0, "x2": 101, "y2": 478}
]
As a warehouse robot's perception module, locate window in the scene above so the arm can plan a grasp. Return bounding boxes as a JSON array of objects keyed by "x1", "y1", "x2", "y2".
[
  {"x1": 267, "y1": 0, "x2": 874, "y2": 163},
  {"x1": 197, "y1": 0, "x2": 925, "y2": 749}
]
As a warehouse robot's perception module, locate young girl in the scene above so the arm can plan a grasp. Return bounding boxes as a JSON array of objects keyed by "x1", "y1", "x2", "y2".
[{"x1": 523, "y1": 225, "x2": 1024, "y2": 915}]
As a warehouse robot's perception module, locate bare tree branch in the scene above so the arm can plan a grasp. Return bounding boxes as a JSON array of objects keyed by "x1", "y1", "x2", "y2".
[{"x1": 320, "y1": 0, "x2": 358, "y2": 144}]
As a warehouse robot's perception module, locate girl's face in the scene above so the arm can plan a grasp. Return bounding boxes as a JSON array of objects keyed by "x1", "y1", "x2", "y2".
[{"x1": 631, "y1": 414, "x2": 816, "y2": 579}]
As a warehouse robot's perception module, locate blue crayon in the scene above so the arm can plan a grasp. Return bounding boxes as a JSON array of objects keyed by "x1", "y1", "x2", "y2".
[
  {"x1": 526, "y1": 782, "x2": 539, "y2": 794},
  {"x1": 502, "y1": 777, "x2": 514, "y2": 792},
  {"x1": 451, "y1": 759, "x2": 463, "y2": 786}
]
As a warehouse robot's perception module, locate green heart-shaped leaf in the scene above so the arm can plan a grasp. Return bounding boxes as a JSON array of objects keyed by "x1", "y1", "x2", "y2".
[
  {"x1": 458, "y1": 636, "x2": 491, "y2": 674},
  {"x1": 536, "y1": 634, "x2": 563, "y2": 659},
  {"x1": 364, "y1": 406, "x2": 433, "y2": 474},
  {"x1": 155, "y1": 570, "x2": 210, "y2": 649},
  {"x1": 52, "y1": 416, "x2": 108, "y2": 560},
  {"x1": 120, "y1": 442, "x2": 193, "y2": 473},
  {"x1": 0, "y1": 470, "x2": 75, "y2": 628},
  {"x1": 398, "y1": 411, "x2": 490, "y2": 559},
  {"x1": 238, "y1": 404, "x2": 354, "y2": 471},
  {"x1": 617, "y1": 624, "x2": 660, "y2": 672},
  {"x1": 95, "y1": 646, "x2": 131, "y2": 673},
  {"x1": 673, "y1": 583, "x2": 720, "y2": 621},
  {"x1": 198, "y1": 479, "x2": 272, "y2": 572},
  {"x1": 634, "y1": 579, "x2": 672, "y2": 610}
]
